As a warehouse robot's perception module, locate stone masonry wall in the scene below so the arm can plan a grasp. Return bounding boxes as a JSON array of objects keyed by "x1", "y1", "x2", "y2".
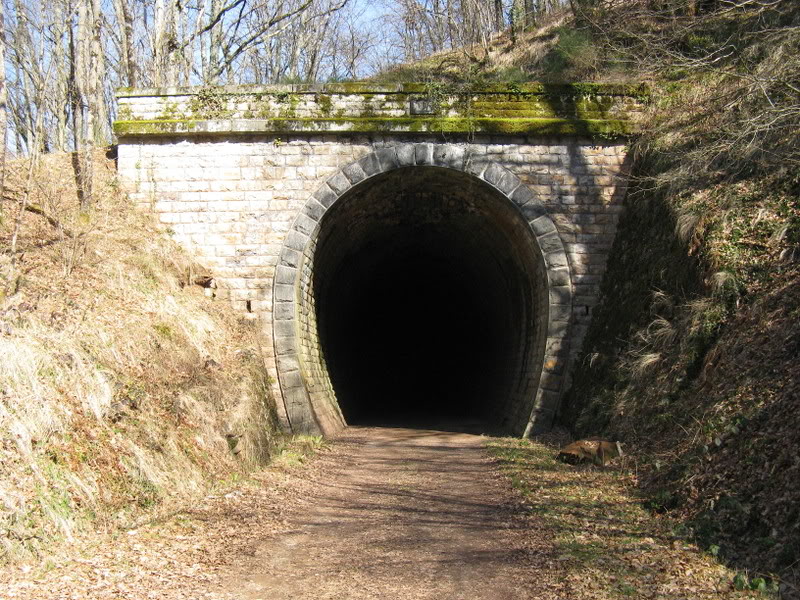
[
  {"x1": 114, "y1": 81, "x2": 645, "y2": 435},
  {"x1": 117, "y1": 133, "x2": 631, "y2": 433}
]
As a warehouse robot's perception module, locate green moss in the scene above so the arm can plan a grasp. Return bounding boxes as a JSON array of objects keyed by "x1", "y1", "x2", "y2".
[
  {"x1": 277, "y1": 93, "x2": 300, "y2": 118},
  {"x1": 112, "y1": 81, "x2": 645, "y2": 138},
  {"x1": 113, "y1": 83, "x2": 649, "y2": 127},
  {"x1": 114, "y1": 116, "x2": 634, "y2": 138},
  {"x1": 114, "y1": 82, "x2": 650, "y2": 101},
  {"x1": 316, "y1": 93, "x2": 333, "y2": 116},
  {"x1": 113, "y1": 120, "x2": 199, "y2": 136},
  {"x1": 257, "y1": 101, "x2": 274, "y2": 119},
  {"x1": 117, "y1": 104, "x2": 134, "y2": 120},
  {"x1": 473, "y1": 100, "x2": 559, "y2": 118},
  {"x1": 158, "y1": 101, "x2": 182, "y2": 120},
  {"x1": 188, "y1": 86, "x2": 231, "y2": 119}
]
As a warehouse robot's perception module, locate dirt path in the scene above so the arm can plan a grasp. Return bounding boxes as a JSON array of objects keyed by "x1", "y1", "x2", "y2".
[
  {"x1": 225, "y1": 426, "x2": 551, "y2": 600},
  {"x1": 2, "y1": 427, "x2": 765, "y2": 599}
]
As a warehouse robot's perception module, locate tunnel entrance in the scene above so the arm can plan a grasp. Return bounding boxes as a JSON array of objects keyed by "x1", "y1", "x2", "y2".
[{"x1": 306, "y1": 167, "x2": 547, "y2": 433}]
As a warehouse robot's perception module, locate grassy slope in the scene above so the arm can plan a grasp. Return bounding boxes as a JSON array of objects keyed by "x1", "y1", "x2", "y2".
[{"x1": 0, "y1": 152, "x2": 282, "y2": 564}]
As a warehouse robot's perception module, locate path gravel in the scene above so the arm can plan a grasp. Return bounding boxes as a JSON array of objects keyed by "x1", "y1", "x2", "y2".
[{"x1": 225, "y1": 426, "x2": 553, "y2": 599}]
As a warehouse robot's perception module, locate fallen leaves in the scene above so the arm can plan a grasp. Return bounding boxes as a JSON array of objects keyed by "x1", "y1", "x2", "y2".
[{"x1": 486, "y1": 436, "x2": 771, "y2": 599}]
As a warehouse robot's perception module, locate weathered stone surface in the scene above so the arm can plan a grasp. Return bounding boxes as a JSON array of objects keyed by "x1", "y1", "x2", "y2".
[
  {"x1": 358, "y1": 152, "x2": 382, "y2": 177},
  {"x1": 115, "y1": 88, "x2": 634, "y2": 439},
  {"x1": 396, "y1": 144, "x2": 416, "y2": 167},
  {"x1": 115, "y1": 83, "x2": 645, "y2": 138},
  {"x1": 433, "y1": 145, "x2": 465, "y2": 170},
  {"x1": 531, "y1": 215, "x2": 557, "y2": 236},
  {"x1": 313, "y1": 184, "x2": 338, "y2": 209},
  {"x1": 342, "y1": 162, "x2": 367, "y2": 184},
  {"x1": 374, "y1": 147, "x2": 399, "y2": 171}
]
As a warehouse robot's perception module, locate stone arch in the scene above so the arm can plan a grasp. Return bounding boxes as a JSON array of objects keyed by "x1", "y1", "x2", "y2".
[{"x1": 272, "y1": 143, "x2": 572, "y2": 437}]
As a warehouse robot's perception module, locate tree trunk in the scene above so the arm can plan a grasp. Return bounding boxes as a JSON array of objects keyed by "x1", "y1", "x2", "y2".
[
  {"x1": 0, "y1": 1, "x2": 7, "y2": 212},
  {"x1": 88, "y1": 0, "x2": 103, "y2": 144},
  {"x1": 52, "y1": 1, "x2": 69, "y2": 152},
  {"x1": 494, "y1": 0, "x2": 504, "y2": 31},
  {"x1": 113, "y1": 0, "x2": 136, "y2": 86},
  {"x1": 73, "y1": 0, "x2": 93, "y2": 210}
]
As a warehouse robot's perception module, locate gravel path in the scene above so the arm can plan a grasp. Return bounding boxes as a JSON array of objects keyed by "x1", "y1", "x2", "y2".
[{"x1": 225, "y1": 426, "x2": 551, "y2": 600}]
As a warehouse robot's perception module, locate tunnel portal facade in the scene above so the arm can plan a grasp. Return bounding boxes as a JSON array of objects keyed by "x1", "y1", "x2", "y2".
[{"x1": 114, "y1": 83, "x2": 643, "y2": 436}]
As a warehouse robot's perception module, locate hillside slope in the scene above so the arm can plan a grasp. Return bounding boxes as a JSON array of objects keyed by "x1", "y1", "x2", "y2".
[
  {"x1": 381, "y1": 0, "x2": 799, "y2": 589},
  {"x1": 552, "y1": 1, "x2": 800, "y2": 588},
  {"x1": 0, "y1": 152, "x2": 281, "y2": 563}
]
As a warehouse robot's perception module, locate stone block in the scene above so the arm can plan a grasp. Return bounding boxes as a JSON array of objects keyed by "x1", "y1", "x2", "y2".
[
  {"x1": 396, "y1": 144, "x2": 415, "y2": 167},
  {"x1": 303, "y1": 199, "x2": 326, "y2": 222},
  {"x1": 538, "y1": 231, "x2": 564, "y2": 254},
  {"x1": 545, "y1": 337, "x2": 567, "y2": 355},
  {"x1": 414, "y1": 143, "x2": 434, "y2": 165},
  {"x1": 510, "y1": 184, "x2": 535, "y2": 206},
  {"x1": 544, "y1": 251, "x2": 568, "y2": 269},
  {"x1": 358, "y1": 152, "x2": 382, "y2": 177},
  {"x1": 293, "y1": 213, "x2": 317, "y2": 236},
  {"x1": 464, "y1": 154, "x2": 487, "y2": 178},
  {"x1": 274, "y1": 319, "x2": 296, "y2": 340},
  {"x1": 342, "y1": 161, "x2": 367, "y2": 184},
  {"x1": 482, "y1": 163, "x2": 506, "y2": 190},
  {"x1": 374, "y1": 147, "x2": 399, "y2": 171},
  {"x1": 327, "y1": 171, "x2": 351, "y2": 195},
  {"x1": 275, "y1": 265, "x2": 297, "y2": 285},
  {"x1": 277, "y1": 355, "x2": 301, "y2": 374},
  {"x1": 274, "y1": 284, "x2": 295, "y2": 303},
  {"x1": 548, "y1": 268, "x2": 571, "y2": 287},
  {"x1": 433, "y1": 145, "x2": 465, "y2": 170},
  {"x1": 549, "y1": 304, "x2": 572, "y2": 321},
  {"x1": 284, "y1": 229, "x2": 309, "y2": 252},
  {"x1": 538, "y1": 372, "x2": 563, "y2": 393},
  {"x1": 542, "y1": 355, "x2": 565, "y2": 374},
  {"x1": 273, "y1": 301, "x2": 294, "y2": 322},
  {"x1": 313, "y1": 184, "x2": 338, "y2": 209},
  {"x1": 520, "y1": 201, "x2": 547, "y2": 222},
  {"x1": 281, "y1": 370, "x2": 305, "y2": 395},
  {"x1": 549, "y1": 286, "x2": 572, "y2": 305},
  {"x1": 547, "y1": 320, "x2": 569, "y2": 337},
  {"x1": 530, "y1": 215, "x2": 556, "y2": 236}
]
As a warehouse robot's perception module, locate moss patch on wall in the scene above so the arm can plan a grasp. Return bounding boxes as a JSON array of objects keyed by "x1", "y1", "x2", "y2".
[
  {"x1": 113, "y1": 82, "x2": 647, "y2": 141},
  {"x1": 114, "y1": 116, "x2": 635, "y2": 138}
]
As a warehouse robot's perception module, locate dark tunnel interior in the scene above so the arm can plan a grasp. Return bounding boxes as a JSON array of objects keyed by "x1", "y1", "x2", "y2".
[{"x1": 310, "y1": 167, "x2": 544, "y2": 433}]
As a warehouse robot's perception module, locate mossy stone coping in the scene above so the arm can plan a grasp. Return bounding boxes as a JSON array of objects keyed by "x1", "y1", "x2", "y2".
[
  {"x1": 114, "y1": 116, "x2": 636, "y2": 138},
  {"x1": 115, "y1": 82, "x2": 646, "y2": 139}
]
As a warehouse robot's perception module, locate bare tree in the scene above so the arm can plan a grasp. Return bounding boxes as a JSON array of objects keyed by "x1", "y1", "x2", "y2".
[
  {"x1": 112, "y1": 0, "x2": 137, "y2": 87},
  {"x1": 0, "y1": 0, "x2": 8, "y2": 210},
  {"x1": 378, "y1": 0, "x2": 524, "y2": 64},
  {"x1": 0, "y1": 0, "x2": 355, "y2": 166}
]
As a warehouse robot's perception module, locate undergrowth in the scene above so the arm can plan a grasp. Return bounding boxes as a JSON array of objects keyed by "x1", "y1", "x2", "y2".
[
  {"x1": 0, "y1": 152, "x2": 282, "y2": 564},
  {"x1": 487, "y1": 436, "x2": 775, "y2": 598},
  {"x1": 557, "y1": 0, "x2": 800, "y2": 589}
]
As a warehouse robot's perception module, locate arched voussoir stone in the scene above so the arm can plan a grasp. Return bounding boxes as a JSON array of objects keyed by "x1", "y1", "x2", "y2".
[{"x1": 272, "y1": 143, "x2": 573, "y2": 437}]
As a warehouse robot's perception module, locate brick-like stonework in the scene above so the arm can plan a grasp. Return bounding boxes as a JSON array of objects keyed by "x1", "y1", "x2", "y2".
[{"x1": 115, "y1": 84, "x2": 641, "y2": 437}]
